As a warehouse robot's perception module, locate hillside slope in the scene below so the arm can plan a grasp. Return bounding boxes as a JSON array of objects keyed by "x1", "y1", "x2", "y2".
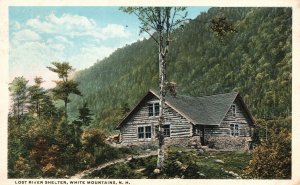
[{"x1": 69, "y1": 7, "x2": 292, "y2": 132}]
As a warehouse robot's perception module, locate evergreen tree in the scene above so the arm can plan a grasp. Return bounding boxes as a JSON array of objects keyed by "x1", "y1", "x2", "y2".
[
  {"x1": 47, "y1": 62, "x2": 82, "y2": 117},
  {"x1": 27, "y1": 76, "x2": 46, "y2": 118},
  {"x1": 69, "y1": 8, "x2": 291, "y2": 131},
  {"x1": 73, "y1": 103, "x2": 94, "y2": 146},
  {"x1": 9, "y1": 76, "x2": 28, "y2": 124}
]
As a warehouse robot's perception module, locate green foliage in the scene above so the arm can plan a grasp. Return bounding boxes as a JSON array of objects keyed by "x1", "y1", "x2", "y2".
[
  {"x1": 95, "y1": 163, "x2": 140, "y2": 179},
  {"x1": 9, "y1": 76, "x2": 29, "y2": 124},
  {"x1": 75, "y1": 151, "x2": 96, "y2": 170},
  {"x1": 48, "y1": 62, "x2": 82, "y2": 114},
  {"x1": 163, "y1": 148, "x2": 186, "y2": 177},
  {"x1": 81, "y1": 128, "x2": 106, "y2": 153},
  {"x1": 72, "y1": 103, "x2": 94, "y2": 146},
  {"x1": 210, "y1": 16, "x2": 237, "y2": 42},
  {"x1": 243, "y1": 118, "x2": 291, "y2": 179},
  {"x1": 47, "y1": 62, "x2": 75, "y2": 81},
  {"x1": 69, "y1": 7, "x2": 291, "y2": 134},
  {"x1": 8, "y1": 7, "x2": 292, "y2": 179},
  {"x1": 87, "y1": 148, "x2": 251, "y2": 179},
  {"x1": 120, "y1": 7, "x2": 188, "y2": 37},
  {"x1": 13, "y1": 155, "x2": 40, "y2": 178}
]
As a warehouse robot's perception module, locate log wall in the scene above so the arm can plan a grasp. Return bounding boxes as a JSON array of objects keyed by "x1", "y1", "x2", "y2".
[
  {"x1": 120, "y1": 97, "x2": 192, "y2": 145},
  {"x1": 200, "y1": 99, "x2": 253, "y2": 150},
  {"x1": 120, "y1": 96, "x2": 254, "y2": 150}
]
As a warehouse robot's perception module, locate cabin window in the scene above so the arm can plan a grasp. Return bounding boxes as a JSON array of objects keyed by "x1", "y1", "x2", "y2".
[
  {"x1": 145, "y1": 126, "x2": 152, "y2": 138},
  {"x1": 230, "y1": 123, "x2": 239, "y2": 136},
  {"x1": 231, "y1": 105, "x2": 236, "y2": 117},
  {"x1": 138, "y1": 126, "x2": 152, "y2": 139},
  {"x1": 194, "y1": 127, "x2": 200, "y2": 135},
  {"x1": 138, "y1": 127, "x2": 144, "y2": 138},
  {"x1": 148, "y1": 102, "x2": 159, "y2": 117},
  {"x1": 163, "y1": 125, "x2": 170, "y2": 137}
]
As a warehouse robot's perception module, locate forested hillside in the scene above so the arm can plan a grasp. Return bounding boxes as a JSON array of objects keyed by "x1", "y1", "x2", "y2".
[{"x1": 69, "y1": 7, "x2": 292, "y2": 133}]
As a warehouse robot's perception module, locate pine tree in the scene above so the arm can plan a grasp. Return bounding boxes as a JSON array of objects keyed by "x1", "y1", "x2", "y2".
[
  {"x1": 73, "y1": 103, "x2": 94, "y2": 146},
  {"x1": 47, "y1": 62, "x2": 82, "y2": 117},
  {"x1": 27, "y1": 76, "x2": 46, "y2": 118},
  {"x1": 9, "y1": 76, "x2": 28, "y2": 124}
]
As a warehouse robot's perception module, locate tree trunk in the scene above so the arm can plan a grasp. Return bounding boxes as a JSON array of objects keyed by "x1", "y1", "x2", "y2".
[
  {"x1": 64, "y1": 100, "x2": 68, "y2": 118},
  {"x1": 157, "y1": 29, "x2": 166, "y2": 170},
  {"x1": 17, "y1": 99, "x2": 20, "y2": 124},
  {"x1": 36, "y1": 101, "x2": 40, "y2": 118}
]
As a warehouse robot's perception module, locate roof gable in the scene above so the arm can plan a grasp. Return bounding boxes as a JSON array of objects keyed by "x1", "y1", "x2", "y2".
[
  {"x1": 151, "y1": 90, "x2": 239, "y2": 125},
  {"x1": 116, "y1": 89, "x2": 255, "y2": 129}
]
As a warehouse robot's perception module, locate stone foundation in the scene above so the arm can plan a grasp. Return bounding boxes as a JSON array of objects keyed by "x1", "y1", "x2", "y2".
[
  {"x1": 120, "y1": 135, "x2": 251, "y2": 151},
  {"x1": 121, "y1": 136, "x2": 202, "y2": 148},
  {"x1": 205, "y1": 136, "x2": 251, "y2": 151}
]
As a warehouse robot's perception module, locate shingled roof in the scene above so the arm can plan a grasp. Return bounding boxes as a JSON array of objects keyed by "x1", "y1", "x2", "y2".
[{"x1": 116, "y1": 89, "x2": 255, "y2": 129}]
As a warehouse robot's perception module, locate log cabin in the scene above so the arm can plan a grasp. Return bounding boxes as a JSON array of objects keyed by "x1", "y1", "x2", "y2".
[{"x1": 116, "y1": 89, "x2": 256, "y2": 150}]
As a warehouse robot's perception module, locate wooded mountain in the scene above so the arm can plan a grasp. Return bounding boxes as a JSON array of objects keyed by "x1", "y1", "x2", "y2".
[{"x1": 68, "y1": 7, "x2": 292, "y2": 133}]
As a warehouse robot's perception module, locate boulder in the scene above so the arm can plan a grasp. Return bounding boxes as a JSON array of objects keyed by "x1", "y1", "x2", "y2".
[
  {"x1": 197, "y1": 172, "x2": 206, "y2": 178},
  {"x1": 176, "y1": 160, "x2": 183, "y2": 166},
  {"x1": 127, "y1": 155, "x2": 133, "y2": 161},
  {"x1": 153, "y1": 168, "x2": 160, "y2": 174},
  {"x1": 215, "y1": 159, "x2": 225, "y2": 164},
  {"x1": 136, "y1": 168, "x2": 145, "y2": 173},
  {"x1": 197, "y1": 149, "x2": 205, "y2": 155}
]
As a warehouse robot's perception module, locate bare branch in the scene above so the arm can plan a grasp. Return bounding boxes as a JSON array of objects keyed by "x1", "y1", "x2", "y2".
[
  {"x1": 139, "y1": 26, "x2": 159, "y2": 44},
  {"x1": 170, "y1": 18, "x2": 192, "y2": 31},
  {"x1": 170, "y1": 7, "x2": 178, "y2": 31},
  {"x1": 131, "y1": 9, "x2": 157, "y2": 31},
  {"x1": 144, "y1": 8, "x2": 159, "y2": 31}
]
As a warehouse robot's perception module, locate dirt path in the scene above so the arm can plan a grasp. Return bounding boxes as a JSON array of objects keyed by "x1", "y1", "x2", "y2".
[{"x1": 70, "y1": 151, "x2": 157, "y2": 179}]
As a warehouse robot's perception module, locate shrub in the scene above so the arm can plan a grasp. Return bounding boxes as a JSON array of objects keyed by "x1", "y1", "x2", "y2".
[
  {"x1": 243, "y1": 127, "x2": 291, "y2": 179},
  {"x1": 76, "y1": 151, "x2": 96, "y2": 169},
  {"x1": 13, "y1": 156, "x2": 34, "y2": 178},
  {"x1": 183, "y1": 163, "x2": 202, "y2": 179},
  {"x1": 81, "y1": 128, "x2": 106, "y2": 153}
]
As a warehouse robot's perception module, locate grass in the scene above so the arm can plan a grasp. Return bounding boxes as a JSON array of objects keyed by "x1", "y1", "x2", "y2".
[{"x1": 85, "y1": 146, "x2": 251, "y2": 179}]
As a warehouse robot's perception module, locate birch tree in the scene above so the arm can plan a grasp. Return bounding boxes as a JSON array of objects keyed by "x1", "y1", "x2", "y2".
[
  {"x1": 121, "y1": 7, "x2": 189, "y2": 170},
  {"x1": 121, "y1": 7, "x2": 237, "y2": 171}
]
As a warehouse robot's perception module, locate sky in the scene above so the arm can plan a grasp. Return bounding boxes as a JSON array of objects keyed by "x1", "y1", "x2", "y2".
[{"x1": 9, "y1": 6, "x2": 210, "y2": 88}]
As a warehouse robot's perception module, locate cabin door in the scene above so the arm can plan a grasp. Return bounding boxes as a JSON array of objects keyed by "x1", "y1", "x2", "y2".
[{"x1": 200, "y1": 125, "x2": 205, "y2": 145}]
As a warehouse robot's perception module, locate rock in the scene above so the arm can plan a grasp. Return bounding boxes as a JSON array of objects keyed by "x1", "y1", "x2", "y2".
[
  {"x1": 197, "y1": 149, "x2": 205, "y2": 155},
  {"x1": 127, "y1": 155, "x2": 133, "y2": 161},
  {"x1": 224, "y1": 170, "x2": 240, "y2": 178},
  {"x1": 228, "y1": 171, "x2": 240, "y2": 177},
  {"x1": 153, "y1": 168, "x2": 160, "y2": 174},
  {"x1": 181, "y1": 166, "x2": 187, "y2": 171},
  {"x1": 145, "y1": 149, "x2": 151, "y2": 152},
  {"x1": 136, "y1": 168, "x2": 145, "y2": 173},
  {"x1": 197, "y1": 172, "x2": 206, "y2": 178},
  {"x1": 176, "y1": 160, "x2": 183, "y2": 166},
  {"x1": 215, "y1": 159, "x2": 225, "y2": 164},
  {"x1": 177, "y1": 150, "x2": 182, "y2": 154},
  {"x1": 190, "y1": 141, "x2": 197, "y2": 146}
]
